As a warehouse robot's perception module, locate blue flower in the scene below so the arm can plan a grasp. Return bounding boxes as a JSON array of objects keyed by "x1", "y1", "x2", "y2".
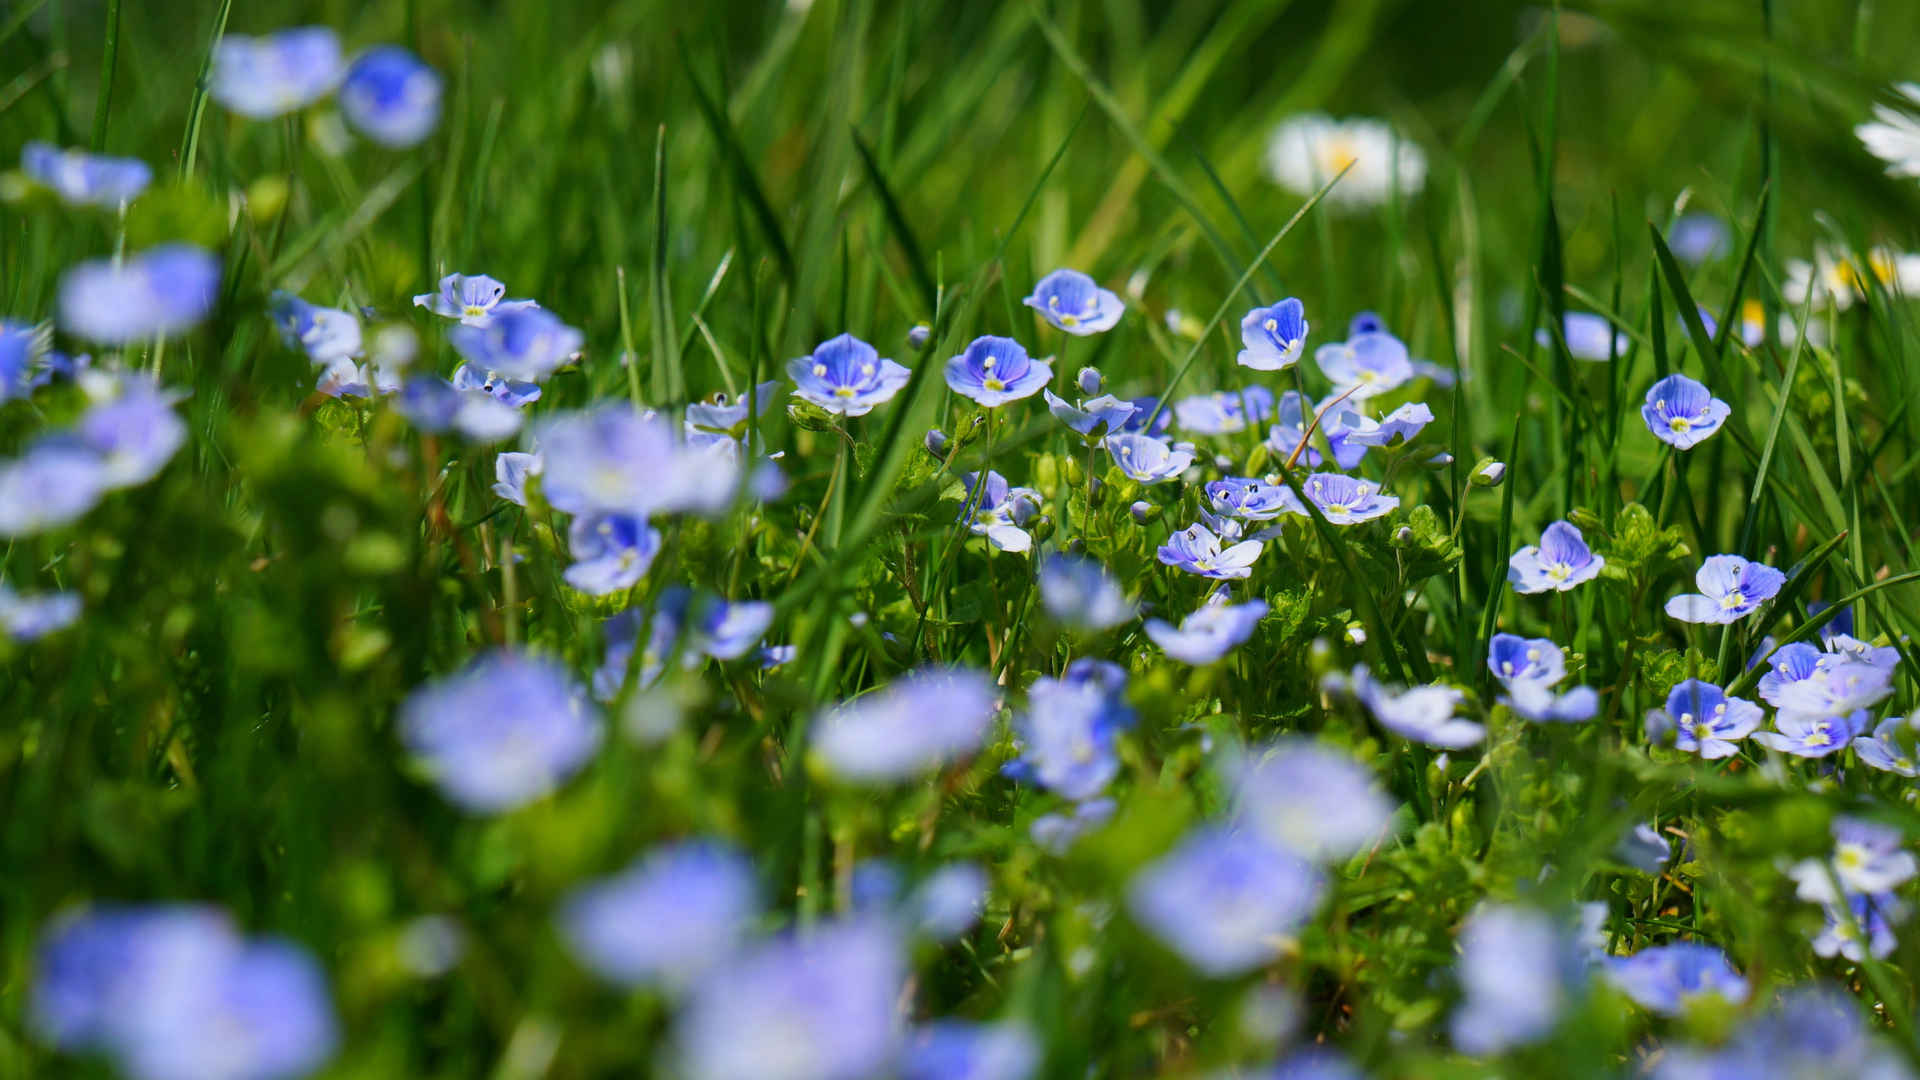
[
  {"x1": 1231, "y1": 739, "x2": 1394, "y2": 862},
  {"x1": 691, "y1": 596, "x2": 774, "y2": 661},
  {"x1": 563, "y1": 513, "x2": 660, "y2": 596},
  {"x1": 0, "y1": 320, "x2": 44, "y2": 402},
  {"x1": 447, "y1": 305, "x2": 582, "y2": 382},
  {"x1": 1157, "y1": 522, "x2": 1264, "y2": 580},
  {"x1": 1022, "y1": 268, "x2": 1124, "y2": 335},
  {"x1": 1538, "y1": 312, "x2": 1629, "y2": 362},
  {"x1": 209, "y1": 27, "x2": 343, "y2": 118},
  {"x1": 0, "y1": 582, "x2": 81, "y2": 642},
  {"x1": 1076, "y1": 366, "x2": 1103, "y2": 395},
  {"x1": 1126, "y1": 826, "x2": 1324, "y2": 977},
  {"x1": 449, "y1": 362, "x2": 540, "y2": 408},
  {"x1": 1449, "y1": 905, "x2": 1584, "y2": 1054},
  {"x1": 1488, "y1": 633, "x2": 1568, "y2": 686},
  {"x1": 338, "y1": 46, "x2": 442, "y2": 147},
  {"x1": 1341, "y1": 402, "x2": 1435, "y2": 448},
  {"x1": 0, "y1": 444, "x2": 107, "y2": 537},
  {"x1": 1508, "y1": 520, "x2": 1606, "y2": 593},
  {"x1": 1665, "y1": 554, "x2": 1785, "y2": 623},
  {"x1": 901, "y1": 1021, "x2": 1041, "y2": 1080},
  {"x1": 906, "y1": 863, "x2": 988, "y2": 942},
  {"x1": 1119, "y1": 397, "x2": 1172, "y2": 436},
  {"x1": 1645, "y1": 679, "x2": 1761, "y2": 760},
  {"x1": 58, "y1": 245, "x2": 220, "y2": 344},
  {"x1": 945, "y1": 335, "x2": 1051, "y2": 407},
  {"x1": 1853, "y1": 715, "x2": 1920, "y2": 777},
  {"x1": 1262, "y1": 390, "x2": 1333, "y2": 468},
  {"x1": 1789, "y1": 817, "x2": 1918, "y2": 902},
  {"x1": 492, "y1": 451, "x2": 540, "y2": 506},
  {"x1": 396, "y1": 377, "x2": 523, "y2": 442},
  {"x1": 1174, "y1": 387, "x2": 1275, "y2": 435},
  {"x1": 1037, "y1": 555, "x2": 1135, "y2": 631},
  {"x1": 685, "y1": 380, "x2": 780, "y2": 452},
  {"x1": 1251, "y1": 1049, "x2": 1369, "y2": 1080},
  {"x1": 1604, "y1": 943, "x2": 1747, "y2": 1016},
  {"x1": 1813, "y1": 894, "x2": 1905, "y2": 962},
  {"x1": 1504, "y1": 679, "x2": 1600, "y2": 724},
  {"x1": 269, "y1": 291, "x2": 362, "y2": 365},
  {"x1": 1336, "y1": 666, "x2": 1483, "y2": 748},
  {"x1": 812, "y1": 667, "x2": 997, "y2": 783},
  {"x1": 1670, "y1": 213, "x2": 1730, "y2": 264},
  {"x1": 962, "y1": 470, "x2": 1042, "y2": 554},
  {"x1": 413, "y1": 273, "x2": 535, "y2": 325},
  {"x1": 1756, "y1": 645, "x2": 1893, "y2": 720},
  {"x1": 672, "y1": 919, "x2": 903, "y2": 1080},
  {"x1": 1105, "y1": 433, "x2": 1194, "y2": 483},
  {"x1": 20, "y1": 142, "x2": 152, "y2": 208},
  {"x1": 1615, "y1": 823, "x2": 1672, "y2": 873},
  {"x1": 557, "y1": 840, "x2": 759, "y2": 989},
  {"x1": 1642, "y1": 373, "x2": 1731, "y2": 450},
  {"x1": 398, "y1": 650, "x2": 601, "y2": 813},
  {"x1": 1652, "y1": 985, "x2": 1914, "y2": 1080},
  {"x1": 1315, "y1": 331, "x2": 1412, "y2": 398},
  {"x1": 788, "y1": 333, "x2": 911, "y2": 417},
  {"x1": 1041, "y1": 390, "x2": 1136, "y2": 443},
  {"x1": 1237, "y1": 298, "x2": 1309, "y2": 370},
  {"x1": 1007, "y1": 677, "x2": 1128, "y2": 800},
  {"x1": 1349, "y1": 311, "x2": 1389, "y2": 336},
  {"x1": 1030, "y1": 797, "x2": 1116, "y2": 854},
  {"x1": 32, "y1": 904, "x2": 337, "y2": 1080},
  {"x1": 71, "y1": 374, "x2": 188, "y2": 489},
  {"x1": 537, "y1": 405, "x2": 737, "y2": 518},
  {"x1": 1145, "y1": 590, "x2": 1267, "y2": 665},
  {"x1": 1205, "y1": 477, "x2": 1294, "y2": 521},
  {"x1": 1292, "y1": 472, "x2": 1398, "y2": 525}
]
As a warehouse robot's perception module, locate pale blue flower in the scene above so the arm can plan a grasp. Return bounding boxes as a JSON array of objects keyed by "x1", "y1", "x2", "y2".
[
  {"x1": 1105, "y1": 433, "x2": 1194, "y2": 483},
  {"x1": 1315, "y1": 331, "x2": 1412, "y2": 398},
  {"x1": 1449, "y1": 904, "x2": 1584, "y2": 1054},
  {"x1": 1007, "y1": 677, "x2": 1129, "y2": 800},
  {"x1": 692, "y1": 596, "x2": 774, "y2": 661},
  {"x1": 315, "y1": 357, "x2": 401, "y2": 399},
  {"x1": 338, "y1": 46, "x2": 442, "y2": 147},
  {"x1": 1646, "y1": 679, "x2": 1761, "y2": 760},
  {"x1": 1037, "y1": 555, "x2": 1135, "y2": 631},
  {"x1": 269, "y1": 291, "x2": 362, "y2": 365},
  {"x1": 0, "y1": 582, "x2": 82, "y2": 642},
  {"x1": 1670, "y1": 213, "x2": 1730, "y2": 264},
  {"x1": 962, "y1": 470, "x2": 1042, "y2": 553},
  {"x1": 813, "y1": 668, "x2": 997, "y2": 783},
  {"x1": 1487, "y1": 633, "x2": 1568, "y2": 686},
  {"x1": 1538, "y1": 312, "x2": 1628, "y2": 362},
  {"x1": 537, "y1": 405, "x2": 736, "y2": 518},
  {"x1": 1023, "y1": 269, "x2": 1123, "y2": 335},
  {"x1": 1854, "y1": 715, "x2": 1920, "y2": 777},
  {"x1": 1504, "y1": 679, "x2": 1600, "y2": 724},
  {"x1": 685, "y1": 380, "x2": 779, "y2": 452},
  {"x1": 1334, "y1": 666, "x2": 1482, "y2": 748},
  {"x1": 1760, "y1": 650, "x2": 1893, "y2": 720},
  {"x1": 1508, "y1": 520, "x2": 1605, "y2": 594},
  {"x1": 1642, "y1": 374, "x2": 1731, "y2": 450},
  {"x1": 1604, "y1": 943, "x2": 1747, "y2": 1015},
  {"x1": 1237, "y1": 298, "x2": 1308, "y2": 371},
  {"x1": 1615, "y1": 823, "x2": 1671, "y2": 873},
  {"x1": 1652, "y1": 985, "x2": 1915, "y2": 1080},
  {"x1": 1206, "y1": 477, "x2": 1294, "y2": 521},
  {"x1": 1145, "y1": 590, "x2": 1267, "y2": 665},
  {"x1": 395, "y1": 377, "x2": 523, "y2": 442},
  {"x1": 450, "y1": 363, "x2": 540, "y2": 408},
  {"x1": 557, "y1": 840, "x2": 758, "y2": 989},
  {"x1": 209, "y1": 27, "x2": 344, "y2": 118},
  {"x1": 1243, "y1": 1049, "x2": 1368, "y2": 1080},
  {"x1": 900, "y1": 1021, "x2": 1041, "y2": 1080},
  {"x1": 945, "y1": 335, "x2": 1051, "y2": 407},
  {"x1": 20, "y1": 142, "x2": 152, "y2": 208},
  {"x1": 59, "y1": 245, "x2": 220, "y2": 344},
  {"x1": 0, "y1": 443, "x2": 108, "y2": 537},
  {"x1": 1174, "y1": 387, "x2": 1275, "y2": 435},
  {"x1": 1119, "y1": 397, "x2": 1172, "y2": 436},
  {"x1": 1231, "y1": 739, "x2": 1393, "y2": 862},
  {"x1": 447, "y1": 305, "x2": 582, "y2": 382},
  {"x1": 1157, "y1": 522, "x2": 1263, "y2": 580},
  {"x1": 1042, "y1": 390, "x2": 1136, "y2": 443},
  {"x1": 1126, "y1": 826, "x2": 1324, "y2": 977},
  {"x1": 1755, "y1": 712, "x2": 1858, "y2": 758},
  {"x1": 1291, "y1": 472, "x2": 1398, "y2": 525},
  {"x1": 413, "y1": 273, "x2": 534, "y2": 325},
  {"x1": 1789, "y1": 817, "x2": 1918, "y2": 903},
  {"x1": 1665, "y1": 555, "x2": 1785, "y2": 623},
  {"x1": 1341, "y1": 402, "x2": 1434, "y2": 447},
  {"x1": 789, "y1": 333, "x2": 910, "y2": 417},
  {"x1": 907, "y1": 863, "x2": 987, "y2": 942},
  {"x1": 1030, "y1": 797, "x2": 1116, "y2": 854},
  {"x1": 70, "y1": 374, "x2": 188, "y2": 489},
  {"x1": 1814, "y1": 894, "x2": 1905, "y2": 962},
  {"x1": 0, "y1": 319, "x2": 43, "y2": 401},
  {"x1": 399, "y1": 651, "x2": 601, "y2": 813},
  {"x1": 563, "y1": 513, "x2": 660, "y2": 595},
  {"x1": 1263, "y1": 390, "x2": 1324, "y2": 468}
]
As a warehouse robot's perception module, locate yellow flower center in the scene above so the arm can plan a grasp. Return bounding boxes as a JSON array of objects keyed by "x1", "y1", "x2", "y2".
[
  {"x1": 983, "y1": 377, "x2": 1006, "y2": 392},
  {"x1": 834, "y1": 386, "x2": 857, "y2": 398},
  {"x1": 464, "y1": 304, "x2": 486, "y2": 318},
  {"x1": 1669, "y1": 416, "x2": 1692, "y2": 433}
]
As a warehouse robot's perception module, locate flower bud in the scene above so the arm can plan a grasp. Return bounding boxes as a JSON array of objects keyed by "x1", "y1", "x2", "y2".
[
  {"x1": 1424, "y1": 451, "x2": 1454, "y2": 469},
  {"x1": 1470, "y1": 458, "x2": 1506, "y2": 487},
  {"x1": 1392, "y1": 525, "x2": 1414, "y2": 547},
  {"x1": 924, "y1": 428, "x2": 948, "y2": 456},
  {"x1": 1076, "y1": 366, "x2": 1103, "y2": 395},
  {"x1": 1087, "y1": 475, "x2": 1105, "y2": 509},
  {"x1": 907, "y1": 323, "x2": 932, "y2": 350},
  {"x1": 1129, "y1": 500, "x2": 1154, "y2": 524}
]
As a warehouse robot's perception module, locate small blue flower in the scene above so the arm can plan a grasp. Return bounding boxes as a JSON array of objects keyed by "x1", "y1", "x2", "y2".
[
  {"x1": 1652, "y1": 985, "x2": 1912, "y2": 1079},
  {"x1": 492, "y1": 451, "x2": 540, "y2": 506},
  {"x1": 812, "y1": 668, "x2": 998, "y2": 783},
  {"x1": 338, "y1": 46, "x2": 442, "y2": 147},
  {"x1": 1538, "y1": 312, "x2": 1629, "y2": 362},
  {"x1": 0, "y1": 444, "x2": 107, "y2": 537},
  {"x1": 962, "y1": 470, "x2": 1042, "y2": 554},
  {"x1": 1642, "y1": 373, "x2": 1731, "y2": 450},
  {"x1": 1341, "y1": 402, "x2": 1435, "y2": 448},
  {"x1": 1030, "y1": 797, "x2": 1116, "y2": 854},
  {"x1": 901, "y1": 1021, "x2": 1041, "y2": 1080},
  {"x1": 1645, "y1": 679, "x2": 1761, "y2": 760},
  {"x1": 1157, "y1": 522, "x2": 1264, "y2": 580},
  {"x1": 944, "y1": 335, "x2": 1051, "y2": 407},
  {"x1": 1126, "y1": 826, "x2": 1324, "y2": 977},
  {"x1": 906, "y1": 863, "x2": 988, "y2": 942},
  {"x1": 788, "y1": 333, "x2": 911, "y2": 417},
  {"x1": 1450, "y1": 905, "x2": 1584, "y2": 1054},
  {"x1": 20, "y1": 142, "x2": 151, "y2": 208},
  {"x1": 399, "y1": 650, "x2": 601, "y2": 813},
  {"x1": 1853, "y1": 715, "x2": 1920, "y2": 777},
  {"x1": 58, "y1": 245, "x2": 220, "y2": 344},
  {"x1": 1174, "y1": 386, "x2": 1275, "y2": 435},
  {"x1": 449, "y1": 363, "x2": 541, "y2": 408},
  {"x1": 1813, "y1": 894, "x2": 1904, "y2": 962},
  {"x1": 1037, "y1": 555, "x2": 1135, "y2": 631},
  {"x1": 270, "y1": 291, "x2": 362, "y2": 365},
  {"x1": 1237, "y1": 298, "x2": 1309, "y2": 370},
  {"x1": 1665, "y1": 555, "x2": 1785, "y2": 623},
  {"x1": 1119, "y1": 397, "x2": 1172, "y2": 436},
  {"x1": 1231, "y1": 739, "x2": 1394, "y2": 862},
  {"x1": 1349, "y1": 311, "x2": 1389, "y2": 336},
  {"x1": 1292, "y1": 472, "x2": 1398, "y2": 525},
  {"x1": 1263, "y1": 390, "x2": 1327, "y2": 468},
  {"x1": 685, "y1": 380, "x2": 779, "y2": 452},
  {"x1": 537, "y1": 405, "x2": 733, "y2": 518},
  {"x1": 1075, "y1": 366, "x2": 1103, "y2": 395},
  {"x1": 1615, "y1": 823, "x2": 1672, "y2": 873},
  {"x1": 1007, "y1": 678, "x2": 1127, "y2": 800},
  {"x1": 1337, "y1": 666, "x2": 1482, "y2": 748},
  {"x1": 0, "y1": 320, "x2": 44, "y2": 402},
  {"x1": 557, "y1": 840, "x2": 759, "y2": 989},
  {"x1": 1504, "y1": 680, "x2": 1599, "y2": 724},
  {"x1": 563, "y1": 513, "x2": 660, "y2": 596},
  {"x1": 1753, "y1": 712, "x2": 1854, "y2": 757},
  {"x1": 1023, "y1": 268, "x2": 1124, "y2": 335},
  {"x1": 1605, "y1": 943, "x2": 1747, "y2": 1016},
  {"x1": 1670, "y1": 213, "x2": 1730, "y2": 264},
  {"x1": 1488, "y1": 633, "x2": 1569, "y2": 686},
  {"x1": 1105, "y1": 432, "x2": 1194, "y2": 483},
  {"x1": 208, "y1": 27, "x2": 343, "y2": 118},
  {"x1": 1790, "y1": 817, "x2": 1918, "y2": 902},
  {"x1": 1508, "y1": 520, "x2": 1606, "y2": 594},
  {"x1": 0, "y1": 582, "x2": 81, "y2": 642},
  {"x1": 413, "y1": 273, "x2": 534, "y2": 325},
  {"x1": 396, "y1": 377, "x2": 523, "y2": 443},
  {"x1": 74, "y1": 375, "x2": 187, "y2": 489},
  {"x1": 1042, "y1": 390, "x2": 1136, "y2": 443},
  {"x1": 690, "y1": 596, "x2": 774, "y2": 661},
  {"x1": 1315, "y1": 331, "x2": 1412, "y2": 398},
  {"x1": 447, "y1": 305, "x2": 582, "y2": 383},
  {"x1": 1757, "y1": 645, "x2": 1893, "y2": 720},
  {"x1": 1204, "y1": 477, "x2": 1291, "y2": 521},
  {"x1": 1145, "y1": 590, "x2": 1267, "y2": 665}
]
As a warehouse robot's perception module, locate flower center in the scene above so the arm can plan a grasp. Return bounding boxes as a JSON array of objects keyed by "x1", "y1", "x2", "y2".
[
  {"x1": 983, "y1": 377, "x2": 1006, "y2": 392},
  {"x1": 1669, "y1": 416, "x2": 1692, "y2": 433},
  {"x1": 464, "y1": 304, "x2": 486, "y2": 318},
  {"x1": 834, "y1": 386, "x2": 857, "y2": 398},
  {"x1": 1720, "y1": 590, "x2": 1745, "y2": 610}
]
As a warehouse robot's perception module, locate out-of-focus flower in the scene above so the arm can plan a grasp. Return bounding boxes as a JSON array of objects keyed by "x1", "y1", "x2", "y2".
[
  {"x1": 1105, "y1": 432, "x2": 1194, "y2": 483},
  {"x1": 900, "y1": 1021, "x2": 1041, "y2": 1080},
  {"x1": 1127, "y1": 826, "x2": 1324, "y2": 977},
  {"x1": 0, "y1": 443, "x2": 108, "y2": 537},
  {"x1": 413, "y1": 273, "x2": 535, "y2": 325},
  {"x1": 1449, "y1": 904, "x2": 1584, "y2": 1054},
  {"x1": 563, "y1": 513, "x2": 660, "y2": 595},
  {"x1": 1145, "y1": 590, "x2": 1266, "y2": 665},
  {"x1": 1263, "y1": 114, "x2": 1426, "y2": 209},
  {"x1": 813, "y1": 668, "x2": 997, "y2": 783},
  {"x1": 1157, "y1": 522, "x2": 1264, "y2": 580},
  {"x1": 1670, "y1": 213, "x2": 1731, "y2": 264},
  {"x1": 1508, "y1": 520, "x2": 1605, "y2": 594},
  {"x1": 396, "y1": 376, "x2": 523, "y2": 442},
  {"x1": 1335, "y1": 666, "x2": 1482, "y2": 749},
  {"x1": 788, "y1": 333, "x2": 910, "y2": 417},
  {"x1": 537, "y1": 404, "x2": 739, "y2": 518},
  {"x1": 1642, "y1": 374, "x2": 1731, "y2": 451},
  {"x1": 20, "y1": 142, "x2": 152, "y2": 208},
  {"x1": 59, "y1": 245, "x2": 220, "y2": 344},
  {"x1": 1857, "y1": 83, "x2": 1920, "y2": 179},
  {"x1": 1237, "y1": 298, "x2": 1308, "y2": 371},
  {"x1": 1175, "y1": 387, "x2": 1275, "y2": 435},
  {"x1": 270, "y1": 291, "x2": 362, "y2": 365},
  {"x1": 1665, "y1": 555, "x2": 1785, "y2": 624},
  {"x1": 0, "y1": 581, "x2": 82, "y2": 641},
  {"x1": 398, "y1": 651, "x2": 601, "y2": 813},
  {"x1": 1023, "y1": 269, "x2": 1124, "y2": 335},
  {"x1": 1231, "y1": 739, "x2": 1393, "y2": 862},
  {"x1": 1538, "y1": 312, "x2": 1628, "y2": 362},
  {"x1": 1488, "y1": 632, "x2": 1597, "y2": 723},
  {"x1": 1784, "y1": 245, "x2": 1920, "y2": 310},
  {"x1": 1006, "y1": 676, "x2": 1129, "y2": 801},
  {"x1": 945, "y1": 335, "x2": 1051, "y2": 407},
  {"x1": 1604, "y1": 943, "x2": 1747, "y2": 1016},
  {"x1": 1789, "y1": 817, "x2": 1918, "y2": 904},
  {"x1": 1037, "y1": 555, "x2": 1135, "y2": 631},
  {"x1": 209, "y1": 27, "x2": 344, "y2": 118},
  {"x1": 1645, "y1": 679, "x2": 1761, "y2": 760},
  {"x1": 906, "y1": 863, "x2": 988, "y2": 942},
  {"x1": 1616, "y1": 823, "x2": 1672, "y2": 873},
  {"x1": 449, "y1": 362, "x2": 539, "y2": 408},
  {"x1": 961, "y1": 470, "x2": 1042, "y2": 554},
  {"x1": 1813, "y1": 894, "x2": 1905, "y2": 962},
  {"x1": 1315, "y1": 332, "x2": 1413, "y2": 398},
  {"x1": 685, "y1": 380, "x2": 779, "y2": 453},
  {"x1": 1652, "y1": 985, "x2": 1913, "y2": 1079},
  {"x1": 1030, "y1": 797, "x2": 1116, "y2": 854},
  {"x1": 447, "y1": 305, "x2": 581, "y2": 382},
  {"x1": 1854, "y1": 714, "x2": 1920, "y2": 776},
  {"x1": 0, "y1": 320, "x2": 44, "y2": 402},
  {"x1": 338, "y1": 46, "x2": 442, "y2": 147},
  {"x1": 73, "y1": 374, "x2": 187, "y2": 489},
  {"x1": 557, "y1": 840, "x2": 758, "y2": 989}
]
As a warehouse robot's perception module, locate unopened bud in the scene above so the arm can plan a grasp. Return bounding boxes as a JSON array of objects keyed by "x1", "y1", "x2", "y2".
[
  {"x1": 907, "y1": 323, "x2": 932, "y2": 350},
  {"x1": 924, "y1": 428, "x2": 948, "y2": 456},
  {"x1": 1130, "y1": 500, "x2": 1154, "y2": 524},
  {"x1": 1076, "y1": 367, "x2": 1103, "y2": 395},
  {"x1": 1470, "y1": 458, "x2": 1506, "y2": 487}
]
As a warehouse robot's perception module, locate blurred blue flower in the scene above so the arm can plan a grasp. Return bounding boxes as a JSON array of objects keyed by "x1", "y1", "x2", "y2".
[
  {"x1": 1538, "y1": 312, "x2": 1628, "y2": 362},
  {"x1": 1449, "y1": 904, "x2": 1584, "y2": 1054},
  {"x1": 1342, "y1": 402, "x2": 1435, "y2": 448},
  {"x1": 338, "y1": 46, "x2": 442, "y2": 147},
  {"x1": 0, "y1": 319, "x2": 43, "y2": 402},
  {"x1": 538, "y1": 404, "x2": 736, "y2": 518},
  {"x1": 1789, "y1": 817, "x2": 1918, "y2": 903},
  {"x1": 1231, "y1": 739, "x2": 1393, "y2": 862},
  {"x1": 1646, "y1": 679, "x2": 1761, "y2": 760},
  {"x1": 399, "y1": 650, "x2": 601, "y2": 813},
  {"x1": 395, "y1": 377, "x2": 523, "y2": 443},
  {"x1": 1120, "y1": 397, "x2": 1172, "y2": 436},
  {"x1": 674, "y1": 920, "x2": 904, "y2": 1080},
  {"x1": 450, "y1": 363, "x2": 540, "y2": 408},
  {"x1": 20, "y1": 142, "x2": 152, "y2": 208},
  {"x1": 1030, "y1": 797, "x2": 1116, "y2": 854},
  {"x1": 1023, "y1": 269, "x2": 1124, "y2": 335},
  {"x1": 1670, "y1": 213, "x2": 1730, "y2": 264},
  {"x1": 72, "y1": 374, "x2": 188, "y2": 489},
  {"x1": 1157, "y1": 521, "x2": 1264, "y2": 580},
  {"x1": 962, "y1": 470, "x2": 1042, "y2": 554},
  {"x1": 1175, "y1": 387, "x2": 1275, "y2": 435},
  {"x1": 813, "y1": 667, "x2": 997, "y2": 783},
  {"x1": 1237, "y1": 298, "x2": 1309, "y2": 371},
  {"x1": 1504, "y1": 679, "x2": 1599, "y2": 724},
  {"x1": 59, "y1": 245, "x2": 220, "y2": 344},
  {"x1": 945, "y1": 335, "x2": 1052, "y2": 407},
  {"x1": 1292, "y1": 472, "x2": 1398, "y2": 525},
  {"x1": 1348, "y1": 311, "x2": 1388, "y2": 336},
  {"x1": 1760, "y1": 652, "x2": 1893, "y2": 722},
  {"x1": 849, "y1": 859, "x2": 904, "y2": 914},
  {"x1": 0, "y1": 443, "x2": 108, "y2": 537},
  {"x1": 0, "y1": 582, "x2": 81, "y2": 641},
  {"x1": 1604, "y1": 943, "x2": 1747, "y2": 1016},
  {"x1": 1814, "y1": 894, "x2": 1905, "y2": 962},
  {"x1": 563, "y1": 513, "x2": 660, "y2": 595},
  {"x1": 1332, "y1": 666, "x2": 1482, "y2": 748},
  {"x1": 269, "y1": 291, "x2": 362, "y2": 366},
  {"x1": 1854, "y1": 715, "x2": 1920, "y2": 777},
  {"x1": 413, "y1": 273, "x2": 535, "y2": 325},
  {"x1": 1315, "y1": 331, "x2": 1412, "y2": 398},
  {"x1": 789, "y1": 333, "x2": 910, "y2": 417},
  {"x1": 1755, "y1": 712, "x2": 1857, "y2": 758},
  {"x1": 1105, "y1": 432, "x2": 1194, "y2": 483},
  {"x1": 1037, "y1": 555, "x2": 1135, "y2": 631},
  {"x1": 1615, "y1": 823, "x2": 1671, "y2": 873},
  {"x1": 1508, "y1": 520, "x2": 1606, "y2": 594},
  {"x1": 557, "y1": 840, "x2": 759, "y2": 989},
  {"x1": 209, "y1": 27, "x2": 343, "y2": 118},
  {"x1": 901, "y1": 1021, "x2": 1041, "y2": 1080},
  {"x1": 1042, "y1": 390, "x2": 1136, "y2": 444},
  {"x1": 1145, "y1": 590, "x2": 1267, "y2": 665},
  {"x1": 1642, "y1": 373, "x2": 1731, "y2": 450},
  {"x1": 907, "y1": 862, "x2": 988, "y2": 942},
  {"x1": 1665, "y1": 555, "x2": 1785, "y2": 623},
  {"x1": 692, "y1": 596, "x2": 774, "y2": 660},
  {"x1": 1652, "y1": 984, "x2": 1913, "y2": 1080},
  {"x1": 447, "y1": 305, "x2": 582, "y2": 382},
  {"x1": 1127, "y1": 826, "x2": 1324, "y2": 977},
  {"x1": 685, "y1": 380, "x2": 779, "y2": 452},
  {"x1": 1007, "y1": 676, "x2": 1129, "y2": 800}
]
